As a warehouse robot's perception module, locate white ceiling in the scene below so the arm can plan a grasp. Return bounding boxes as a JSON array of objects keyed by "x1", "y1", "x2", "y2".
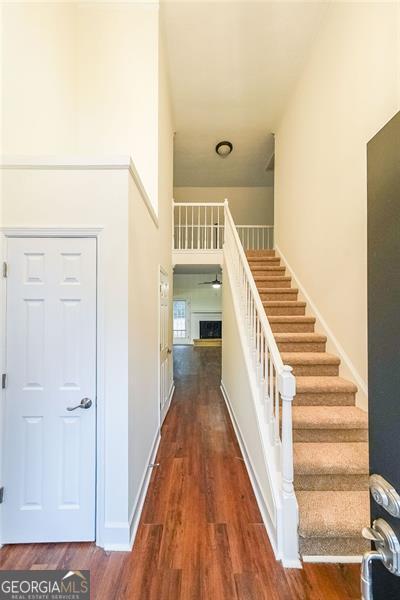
[{"x1": 161, "y1": 1, "x2": 327, "y2": 186}]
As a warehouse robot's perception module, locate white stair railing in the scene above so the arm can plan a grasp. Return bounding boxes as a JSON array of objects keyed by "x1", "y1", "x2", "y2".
[
  {"x1": 172, "y1": 202, "x2": 275, "y2": 252},
  {"x1": 223, "y1": 200, "x2": 299, "y2": 565},
  {"x1": 173, "y1": 201, "x2": 225, "y2": 250},
  {"x1": 236, "y1": 225, "x2": 274, "y2": 250}
]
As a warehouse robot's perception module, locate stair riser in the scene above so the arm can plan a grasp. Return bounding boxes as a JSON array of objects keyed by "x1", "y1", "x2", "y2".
[
  {"x1": 293, "y1": 392, "x2": 355, "y2": 406},
  {"x1": 300, "y1": 537, "x2": 370, "y2": 558},
  {"x1": 254, "y1": 278, "x2": 292, "y2": 288},
  {"x1": 270, "y1": 323, "x2": 315, "y2": 333},
  {"x1": 293, "y1": 429, "x2": 368, "y2": 443},
  {"x1": 290, "y1": 364, "x2": 339, "y2": 376},
  {"x1": 277, "y1": 341, "x2": 326, "y2": 353},
  {"x1": 259, "y1": 291, "x2": 298, "y2": 301},
  {"x1": 265, "y1": 306, "x2": 306, "y2": 316},
  {"x1": 295, "y1": 474, "x2": 369, "y2": 492}
]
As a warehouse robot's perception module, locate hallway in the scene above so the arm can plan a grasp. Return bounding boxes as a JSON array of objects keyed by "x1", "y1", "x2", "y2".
[{"x1": 0, "y1": 346, "x2": 360, "y2": 599}]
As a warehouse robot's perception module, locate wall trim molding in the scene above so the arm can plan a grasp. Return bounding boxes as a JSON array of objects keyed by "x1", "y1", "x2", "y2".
[
  {"x1": 161, "y1": 381, "x2": 175, "y2": 426},
  {"x1": 1, "y1": 154, "x2": 159, "y2": 229},
  {"x1": 1, "y1": 226, "x2": 104, "y2": 237},
  {"x1": 275, "y1": 244, "x2": 368, "y2": 411}
]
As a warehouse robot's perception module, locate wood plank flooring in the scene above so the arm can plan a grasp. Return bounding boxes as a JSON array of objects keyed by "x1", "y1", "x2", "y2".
[{"x1": 0, "y1": 346, "x2": 361, "y2": 599}]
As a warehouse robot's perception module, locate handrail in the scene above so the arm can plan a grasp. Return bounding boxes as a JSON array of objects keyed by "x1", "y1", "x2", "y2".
[
  {"x1": 223, "y1": 199, "x2": 298, "y2": 565},
  {"x1": 224, "y1": 202, "x2": 283, "y2": 369},
  {"x1": 236, "y1": 224, "x2": 274, "y2": 228},
  {"x1": 173, "y1": 201, "x2": 225, "y2": 207}
]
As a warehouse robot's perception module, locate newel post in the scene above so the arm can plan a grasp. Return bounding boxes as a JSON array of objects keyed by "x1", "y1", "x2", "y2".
[
  {"x1": 278, "y1": 364, "x2": 300, "y2": 566},
  {"x1": 279, "y1": 365, "x2": 296, "y2": 497}
]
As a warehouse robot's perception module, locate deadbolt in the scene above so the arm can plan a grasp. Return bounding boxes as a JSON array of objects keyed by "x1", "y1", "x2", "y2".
[{"x1": 370, "y1": 474, "x2": 400, "y2": 518}]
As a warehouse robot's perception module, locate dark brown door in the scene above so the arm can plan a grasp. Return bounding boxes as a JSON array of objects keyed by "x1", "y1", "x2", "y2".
[{"x1": 367, "y1": 110, "x2": 400, "y2": 599}]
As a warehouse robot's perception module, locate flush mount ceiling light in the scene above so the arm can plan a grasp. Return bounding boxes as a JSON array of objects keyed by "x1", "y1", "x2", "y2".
[{"x1": 215, "y1": 140, "x2": 233, "y2": 158}]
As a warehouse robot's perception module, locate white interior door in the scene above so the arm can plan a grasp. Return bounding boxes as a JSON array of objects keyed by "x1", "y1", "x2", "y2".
[
  {"x1": 3, "y1": 237, "x2": 97, "y2": 543},
  {"x1": 160, "y1": 270, "x2": 170, "y2": 424}
]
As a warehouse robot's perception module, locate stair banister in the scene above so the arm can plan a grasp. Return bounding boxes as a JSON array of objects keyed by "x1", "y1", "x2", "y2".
[{"x1": 223, "y1": 199, "x2": 299, "y2": 565}]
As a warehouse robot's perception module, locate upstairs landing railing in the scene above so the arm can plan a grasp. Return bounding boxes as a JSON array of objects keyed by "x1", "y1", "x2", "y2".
[{"x1": 172, "y1": 201, "x2": 273, "y2": 251}]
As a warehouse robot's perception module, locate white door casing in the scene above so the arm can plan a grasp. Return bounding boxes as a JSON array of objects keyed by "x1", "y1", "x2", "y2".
[
  {"x1": 3, "y1": 237, "x2": 97, "y2": 543},
  {"x1": 159, "y1": 270, "x2": 170, "y2": 425}
]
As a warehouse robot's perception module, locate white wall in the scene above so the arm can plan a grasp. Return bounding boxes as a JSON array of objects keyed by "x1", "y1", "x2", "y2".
[
  {"x1": 275, "y1": 2, "x2": 400, "y2": 407},
  {"x1": 1, "y1": 1, "x2": 159, "y2": 209},
  {"x1": 174, "y1": 186, "x2": 274, "y2": 225},
  {"x1": 0, "y1": 1, "x2": 175, "y2": 549},
  {"x1": 1, "y1": 2, "x2": 77, "y2": 155},
  {"x1": 76, "y1": 2, "x2": 159, "y2": 208},
  {"x1": 221, "y1": 260, "x2": 277, "y2": 538},
  {"x1": 127, "y1": 26, "x2": 175, "y2": 532},
  {"x1": 173, "y1": 273, "x2": 222, "y2": 343}
]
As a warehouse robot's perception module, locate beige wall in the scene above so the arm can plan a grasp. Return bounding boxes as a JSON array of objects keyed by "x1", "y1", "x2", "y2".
[
  {"x1": 275, "y1": 2, "x2": 400, "y2": 406},
  {"x1": 174, "y1": 186, "x2": 274, "y2": 225}
]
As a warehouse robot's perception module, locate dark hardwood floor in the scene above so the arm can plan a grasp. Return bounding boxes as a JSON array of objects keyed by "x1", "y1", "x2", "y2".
[{"x1": 0, "y1": 346, "x2": 361, "y2": 599}]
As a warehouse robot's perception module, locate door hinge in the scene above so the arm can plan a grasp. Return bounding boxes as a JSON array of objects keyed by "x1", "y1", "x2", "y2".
[
  {"x1": 0, "y1": 487, "x2": 4, "y2": 504},
  {"x1": 2, "y1": 374, "x2": 7, "y2": 389},
  {"x1": 3, "y1": 262, "x2": 7, "y2": 278}
]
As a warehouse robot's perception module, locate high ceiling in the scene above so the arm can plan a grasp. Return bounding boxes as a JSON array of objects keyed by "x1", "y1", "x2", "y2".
[{"x1": 161, "y1": 1, "x2": 327, "y2": 186}]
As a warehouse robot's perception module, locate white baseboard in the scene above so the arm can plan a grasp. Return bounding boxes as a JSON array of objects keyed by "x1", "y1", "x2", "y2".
[
  {"x1": 220, "y1": 381, "x2": 284, "y2": 566},
  {"x1": 303, "y1": 555, "x2": 362, "y2": 564},
  {"x1": 275, "y1": 245, "x2": 368, "y2": 411},
  {"x1": 102, "y1": 429, "x2": 161, "y2": 552},
  {"x1": 161, "y1": 381, "x2": 175, "y2": 425}
]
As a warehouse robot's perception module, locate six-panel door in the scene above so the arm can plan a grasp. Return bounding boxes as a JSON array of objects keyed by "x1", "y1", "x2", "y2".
[{"x1": 3, "y1": 237, "x2": 97, "y2": 543}]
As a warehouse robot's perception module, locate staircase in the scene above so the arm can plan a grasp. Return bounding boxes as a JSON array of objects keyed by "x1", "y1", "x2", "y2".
[{"x1": 247, "y1": 249, "x2": 370, "y2": 558}]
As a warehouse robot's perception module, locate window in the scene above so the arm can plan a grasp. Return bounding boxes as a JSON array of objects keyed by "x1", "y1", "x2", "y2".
[{"x1": 173, "y1": 300, "x2": 187, "y2": 339}]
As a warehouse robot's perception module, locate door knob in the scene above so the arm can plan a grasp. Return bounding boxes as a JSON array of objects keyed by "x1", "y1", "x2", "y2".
[
  {"x1": 67, "y1": 398, "x2": 92, "y2": 411},
  {"x1": 361, "y1": 518, "x2": 400, "y2": 599}
]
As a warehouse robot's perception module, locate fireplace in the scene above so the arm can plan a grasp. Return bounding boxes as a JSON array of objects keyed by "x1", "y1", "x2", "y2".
[{"x1": 199, "y1": 320, "x2": 222, "y2": 339}]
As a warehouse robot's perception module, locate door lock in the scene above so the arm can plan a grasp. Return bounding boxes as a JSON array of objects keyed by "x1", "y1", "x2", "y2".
[
  {"x1": 370, "y1": 474, "x2": 400, "y2": 518},
  {"x1": 67, "y1": 398, "x2": 92, "y2": 411},
  {"x1": 361, "y1": 518, "x2": 400, "y2": 600}
]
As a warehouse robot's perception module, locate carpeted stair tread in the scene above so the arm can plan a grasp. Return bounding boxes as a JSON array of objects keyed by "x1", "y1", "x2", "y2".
[
  {"x1": 247, "y1": 250, "x2": 369, "y2": 558},
  {"x1": 292, "y1": 406, "x2": 368, "y2": 430},
  {"x1": 293, "y1": 442, "x2": 369, "y2": 475},
  {"x1": 295, "y1": 376, "x2": 357, "y2": 394},
  {"x1": 269, "y1": 316, "x2": 316, "y2": 324},
  {"x1": 251, "y1": 266, "x2": 286, "y2": 273},
  {"x1": 248, "y1": 257, "x2": 281, "y2": 263},
  {"x1": 274, "y1": 333, "x2": 327, "y2": 343},
  {"x1": 297, "y1": 491, "x2": 370, "y2": 539},
  {"x1": 281, "y1": 352, "x2": 340, "y2": 366},
  {"x1": 257, "y1": 286, "x2": 298, "y2": 293},
  {"x1": 246, "y1": 250, "x2": 275, "y2": 257},
  {"x1": 263, "y1": 301, "x2": 306, "y2": 308}
]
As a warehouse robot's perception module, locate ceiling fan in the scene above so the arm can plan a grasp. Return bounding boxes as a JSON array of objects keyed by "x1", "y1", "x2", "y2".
[{"x1": 198, "y1": 274, "x2": 222, "y2": 289}]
